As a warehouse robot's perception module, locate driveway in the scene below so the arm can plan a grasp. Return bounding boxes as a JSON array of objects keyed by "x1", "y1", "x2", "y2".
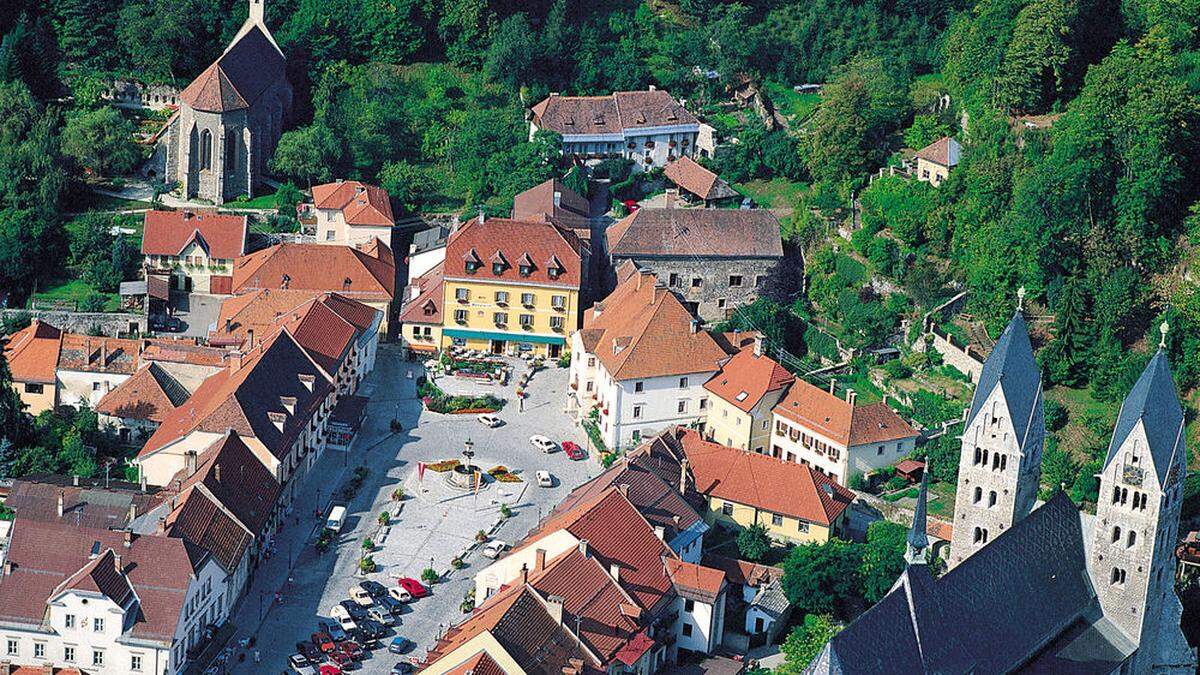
[
  {"x1": 229, "y1": 347, "x2": 598, "y2": 674},
  {"x1": 169, "y1": 292, "x2": 222, "y2": 338}
]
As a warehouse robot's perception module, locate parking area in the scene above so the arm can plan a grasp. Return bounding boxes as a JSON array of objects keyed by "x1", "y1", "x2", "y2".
[
  {"x1": 169, "y1": 292, "x2": 222, "y2": 337},
  {"x1": 234, "y1": 347, "x2": 599, "y2": 674}
]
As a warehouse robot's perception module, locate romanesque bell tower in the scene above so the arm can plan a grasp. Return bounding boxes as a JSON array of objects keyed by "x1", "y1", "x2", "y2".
[{"x1": 950, "y1": 296, "x2": 1045, "y2": 568}]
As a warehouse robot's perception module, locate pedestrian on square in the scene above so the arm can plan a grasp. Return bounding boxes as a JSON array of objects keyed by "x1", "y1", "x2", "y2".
[{"x1": 253, "y1": 650, "x2": 260, "y2": 664}]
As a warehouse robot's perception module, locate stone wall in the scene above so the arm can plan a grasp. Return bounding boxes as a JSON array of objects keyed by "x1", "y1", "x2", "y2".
[
  {"x1": 614, "y1": 255, "x2": 779, "y2": 322},
  {"x1": 1, "y1": 309, "x2": 147, "y2": 338},
  {"x1": 923, "y1": 327, "x2": 984, "y2": 383}
]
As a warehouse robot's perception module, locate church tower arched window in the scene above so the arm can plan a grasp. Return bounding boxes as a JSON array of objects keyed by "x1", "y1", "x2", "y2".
[{"x1": 200, "y1": 130, "x2": 213, "y2": 171}]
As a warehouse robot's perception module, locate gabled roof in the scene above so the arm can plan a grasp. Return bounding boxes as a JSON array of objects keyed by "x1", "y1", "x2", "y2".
[
  {"x1": 445, "y1": 218, "x2": 582, "y2": 289},
  {"x1": 1105, "y1": 350, "x2": 1185, "y2": 487},
  {"x1": 3, "y1": 476, "x2": 164, "y2": 529},
  {"x1": 528, "y1": 547, "x2": 642, "y2": 663},
  {"x1": 57, "y1": 333, "x2": 140, "y2": 375},
  {"x1": 141, "y1": 210, "x2": 248, "y2": 260},
  {"x1": 97, "y1": 362, "x2": 190, "y2": 423},
  {"x1": 773, "y1": 379, "x2": 917, "y2": 447},
  {"x1": 54, "y1": 548, "x2": 135, "y2": 608},
  {"x1": 512, "y1": 178, "x2": 590, "y2": 228},
  {"x1": 581, "y1": 268, "x2": 726, "y2": 380},
  {"x1": 0, "y1": 519, "x2": 197, "y2": 642},
  {"x1": 180, "y1": 24, "x2": 285, "y2": 113},
  {"x1": 275, "y1": 296, "x2": 359, "y2": 377},
  {"x1": 664, "y1": 557, "x2": 725, "y2": 604},
  {"x1": 914, "y1": 136, "x2": 961, "y2": 168},
  {"x1": 965, "y1": 312, "x2": 1042, "y2": 451},
  {"x1": 676, "y1": 429, "x2": 855, "y2": 525},
  {"x1": 169, "y1": 431, "x2": 280, "y2": 537},
  {"x1": 531, "y1": 90, "x2": 698, "y2": 135},
  {"x1": 311, "y1": 181, "x2": 395, "y2": 227},
  {"x1": 819, "y1": 493, "x2": 1098, "y2": 674},
  {"x1": 703, "y1": 345, "x2": 794, "y2": 413},
  {"x1": 3, "y1": 320, "x2": 61, "y2": 384},
  {"x1": 663, "y1": 156, "x2": 738, "y2": 201},
  {"x1": 607, "y1": 208, "x2": 783, "y2": 259},
  {"x1": 231, "y1": 239, "x2": 395, "y2": 301},
  {"x1": 164, "y1": 486, "x2": 252, "y2": 575},
  {"x1": 399, "y1": 262, "x2": 445, "y2": 326}
]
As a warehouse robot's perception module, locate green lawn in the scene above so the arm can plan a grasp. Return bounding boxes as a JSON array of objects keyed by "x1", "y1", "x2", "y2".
[
  {"x1": 763, "y1": 80, "x2": 822, "y2": 121},
  {"x1": 76, "y1": 191, "x2": 153, "y2": 212},
  {"x1": 736, "y1": 177, "x2": 808, "y2": 208},
  {"x1": 31, "y1": 279, "x2": 120, "y2": 312},
  {"x1": 225, "y1": 190, "x2": 283, "y2": 210},
  {"x1": 927, "y1": 480, "x2": 957, "y2": 520}
]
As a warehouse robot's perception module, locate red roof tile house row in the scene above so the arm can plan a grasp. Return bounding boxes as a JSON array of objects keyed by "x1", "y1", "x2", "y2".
[{"x1": 0, "y1": 518, "x2": 227, "y2": 675}]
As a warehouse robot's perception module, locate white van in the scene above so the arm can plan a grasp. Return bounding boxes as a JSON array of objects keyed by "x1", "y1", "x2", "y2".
[{"x1": 326, "y1": 505, "x2": 347, "y2": 532}]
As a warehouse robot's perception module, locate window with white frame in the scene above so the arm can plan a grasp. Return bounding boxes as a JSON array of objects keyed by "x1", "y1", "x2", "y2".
[
  {"x1": 6, "y1": 639, "x2": 17, "y2": 656},
  {"x1": 93, "y1": 617, "x2": 104, "y2": 632},
  {"x1": 64, "y1": 646, "x2": 75, "y2": 662},
  {"x1": 92, "y1": 649, "x2": 104, "y2": 667}
]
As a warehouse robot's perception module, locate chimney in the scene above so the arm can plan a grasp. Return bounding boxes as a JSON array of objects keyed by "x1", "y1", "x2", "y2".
[
  {"x1": 578, "y1": 539, "x2": 589, "y2": 558},
  {"x1": 545, "y1": 594, "x2": 564, "y2": 625},
  {"x1": 2, "y1": 560, "x2": 11, "y2": 576},
  {"x1": 477, "y1": 207, "x2": 485, "y2": 225},
  {"x1": 214, "y1": 463, "x2": 221, "y2": 483},
  {"x1": 224, "y1": 318, "x2": 232, "y2": 333},
  {"x1": 847, "y1": 389, "x2": 857, "y2": 406},
  {"x1": 247, "y1": 328, "x2": 255, "y2": 348},
  {"x1": 535, "y1": 548, "x2": 546, "y2": 573},
  {"x1": 679, "y1": 457, "x2": 689, "y2": 493},
  {"x1": 113, "y1": 552, "x2": 122, "y2": 573},
  {"x1": 126, "y1": 503, "x2": 137, "y2": 525},
  {"x1": 648, "y1": 84, "x2": 657, "y2": 91},
  {"x1": 754, "y1": 334, "x2": 764, "y2": 357},
  {"x1": 654, "y1": 524, "x2": 665, "y2": 540},
  {"x1": 618, "y1": 483, "x2": 629, "y2": 497},
  {"x1": 520, "y1": 563, "x2": 529, "y2": 584},
  {"x1": 665, "y1": 188, "x2": 677, "y2": 209},
  {"x1": 299, "y1": 373, "x2": 316, "y2": 391},
  {"x1": 139, "y1": 472, "x2": 147, "y2": 493},
  {"x1": 828, "y1": 378, "x2": 836, "y2": 395},
  {"x1": 72, "y1": 475, "x2": 79, "y2": 487},
  {"x1": 185, "y1": 450, "x2": 197, "y2": 475},
  {"x1": 228, "y1": 351, "x2": 244, "y2": 371},
  {"x1": 690, "y1": 319, "x2": 700, "y2": 334},
  {"x1": 156, "y1": 517, "x2": 165, "y2": 535},
  {"x1": 249, "y1": 0, "x2": 264, "y2": 24},
  {"x1": 553, "y1": 191, "x2": 562, "y2": 207},
  {"x1": 609, "y1": 563, "x2": 620, "y2": 583},
  {"x1": 56, "y1": 490, "x2": 64, "y2": 518},
  {"x1": 100, "y1": 341, "x2": 108, "y2": 369},
  {"x1": 183, "y1": 210, "x2": 195, "y2": 220}
]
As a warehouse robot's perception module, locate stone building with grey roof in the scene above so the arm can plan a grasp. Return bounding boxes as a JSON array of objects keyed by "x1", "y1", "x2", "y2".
[
  {"x1": 808, "y1": 315, "x2": 1196, "y2": 674},
  {"x1": 162, "y1": 0, "x2": 292, "y2": 204}
]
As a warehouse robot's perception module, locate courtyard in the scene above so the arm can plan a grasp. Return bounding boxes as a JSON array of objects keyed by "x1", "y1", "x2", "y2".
[{"x1": 229, "y1": 345, "x2": 598, "y2": 674}]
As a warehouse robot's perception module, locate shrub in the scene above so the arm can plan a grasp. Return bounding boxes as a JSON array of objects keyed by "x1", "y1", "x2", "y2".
[
  {"x1": 849, "y1": 473, "x2": 869, "y2": 491},
  {"x1": 451, "y1": 556, "x2": 465, "y2": 570},
  {"x1": 79, "y1": 293, "x2": 108, "y2": 313},
  {"x1": 1044, "y1": 398, "x2": 1068, "y2": 432},
  {"x1": 378, "y1": 512, "x2": 391, "y2": 526},
  {"x1": 556, "y1": 353, "x2": 571, "y2": 368},
  {"x1": 880, "y1": 359, "x2": 912, "y2": 380},
  {"x1": 884, "y1": 475, "x2": 907, "y2": 492},
  {"x1": 499, "y1": 503, "x2": 512, "y2": 518},
  {"x1": 420, "y1": 377, "x2": 507, "y2": 413},
  {"x1": 737, "y1": 523, "x2": 772, "y2": 562},
  {"x1": 391, "y1": 487, "x2": 405, "y2": 501},
  {"x1": 362, "y1": 537, "x2": 375, "y2": 551},
  {"x1": 421, "y1": 567, "x2": 440, "y2": 584},
  {"x1": 475, "y1": 530, "x2": 488, "y2": 542},
  {"x1": 358, "y1": 556, "x2": 376, "y2": 573}
]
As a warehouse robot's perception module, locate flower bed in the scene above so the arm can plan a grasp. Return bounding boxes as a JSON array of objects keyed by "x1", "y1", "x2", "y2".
[
  {"x1": 418, "y1": 377, "x2": 506, "y2": 414},
  {"x1": 487, "y1": 465, "x2": 523, "y2": 483},
  {"x1": 426, "y1": 460, "x2": 461, "y2": 472}
]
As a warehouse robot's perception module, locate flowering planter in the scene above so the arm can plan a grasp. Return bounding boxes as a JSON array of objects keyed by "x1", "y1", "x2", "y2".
[{"x1": 449, "y1": 407, "x2": 498, "y2": 415}]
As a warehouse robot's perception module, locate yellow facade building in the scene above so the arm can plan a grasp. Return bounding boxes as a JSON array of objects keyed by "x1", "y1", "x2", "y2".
[
  {"x1": 439, "y1": 217, "x2": 582, "y2": 358},
  {"x1": 677, "y1": 428, "x2": 854, "y2": 545},
  {"x1": 702, "y1": 339, "x2": 794, "y2": 453}
]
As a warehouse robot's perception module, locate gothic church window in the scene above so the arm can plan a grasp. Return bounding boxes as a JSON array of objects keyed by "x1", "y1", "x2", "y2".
[{"x1": 200, "y1": 130, "x2": 213, "y2": 171}]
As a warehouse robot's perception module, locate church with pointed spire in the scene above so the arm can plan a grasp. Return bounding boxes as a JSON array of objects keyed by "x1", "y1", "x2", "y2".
[
  {"x1": 807, "y1": 307, "x2": 1196, "y2": 674},
  {"x1": 162, "y1": 0, "x2": 292, "y2": 204}
]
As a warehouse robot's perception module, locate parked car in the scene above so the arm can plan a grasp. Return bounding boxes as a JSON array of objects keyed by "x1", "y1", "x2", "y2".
[
  {"x1": 368, "y1": 605, "x2": 395, "y2": 626},
  {"x1": 396, "y1": 578, "x2": 429, "y2": 599},
  {"x1": 348, "y1": 627, "x2": 375, "y2": 648},
  {"x1": 311, "y1": 632, "x2": 336, "y2": 653},
  {"x1": 327, "y1": 651, "x2": 355, "y2": 670},
  {"x1": 150, "y1": 314, "x2": 182, "y2": 332},
  {"x1": 377, "y1": 595, "x2": 407, "y2": 615},
  {"x1": 360, "y1": 618, "x2": 388, "y2": 640},
  {"x1": 477, "y1": 414, "x2": 502, "y2": 428},
  {"x1": 326, "y1": 505, "x2": 348, "y2": 532},
  {"x1": 392, "y1": 663, "x2": 414, "y2": 675},
  {"x1": 388, "y1": 637, "x2": 413, "y2": 654},
  {"x1": 387, "y1": 586, "x2": 412, "y2": 603},
  {"x1": 296, "y1": 642, "x2": 323, "y2": 663},
  {"x1": 350, "y1": 586, "x2": 375, "y2": 607},
  {"x1": 319, "y1": 665, "x2": 342, "y2": 675},
  {"x1": 319, "y1": 620, "x2": 347, "y2": 642},
  {"x1": 562, "y1": 441, "x2": 585, "y2": 460},
  {"x1": 338, "y1": 641, "x2": 365, "y2": 661},
  {"x1": 535, "y1": 470, "x2": 553, "y2": 487},
  {"x1": 289, "y1": 653, "x2": 315, "y2": 674},
  {"x1": 339, "y1": 600, "x2": 369, "y2": 620},
  {"x1": 330, "y1": 606, "x2": 358, "y2": 631},
  {"x1": 623, "y1": 199, "x2": 640, "y2": 211},
  {"x1": 481, "y1": 539, "x2": 508, "y2": 559},
  {"x1": 530, "y1": 435, "x2": 557, "y2": 453},
  {"x1": 359, "y1": 580, "x2": 387, "y2": 598}
]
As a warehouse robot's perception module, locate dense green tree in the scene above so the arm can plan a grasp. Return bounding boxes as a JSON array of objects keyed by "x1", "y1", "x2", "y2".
[
  {"x1": 777, "y1": 615, "x2": 843, "y2": 674},
  {"x1": 51, "y1": 0, "x2": 118, "y2": 70},
  {"x1": 379, "y1": 160, "x2": 433, "y2": 214},
  {"x1": 781, "y1": 538, "x2": 862, "y2": 615},
  {"x1": 483, "y1": 14, "x2": 537, "y2": 89},
  {"x1": 736, "y1": 523, "x2": 772, "y2": 562},
  {"x1": 61, "y1": 106, "x2": 142, "y2": 178},
  {"x1": 860, "y1": 520, "x2": 908, "y2": 603},
  {"x1": 66, "y1": 213, "x2": 138, "y2": 292},
  {"x1": 271, "y1": 124, "x2": 338, "y2": 187}
]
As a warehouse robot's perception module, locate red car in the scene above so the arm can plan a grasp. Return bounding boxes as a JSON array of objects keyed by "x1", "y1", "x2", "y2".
[
  {"x1": 623, "y1": 199, "x2": 640, "y2": 211},
  {"x1": 319, "y1": 666, "x2": 342, "y2": 675},
  {"x1": 337, "y1": 640, "x2": 364, "y2": 661},
  {"x1": 311, "y1": 632, "x2": 335, "y2": 653},
  {"x1": 396, "y1": 577, "x2": 430, "y2": 599},
  {"x1": 328, "y1": 651, "x2": 355, "y2": 669},
  {"x1": 562, "y1": 441, "x2": 585, "y2": 461}
]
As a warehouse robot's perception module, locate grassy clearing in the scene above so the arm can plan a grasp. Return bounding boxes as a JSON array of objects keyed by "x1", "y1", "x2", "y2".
[
  {"x1": 1047, "y1": 386, "x2": 1116, "y2": 462},
  {"x1": 736, "y1": 177, "x2": 808, "y2": 208},
  {"x1": 926, "y1": 480, "x2": 956, "y2": 520},
  {"x1": 763, "y1": 80, "x2": 822, "y2": 120},
  {"x1": 75, "y1": 191, "x2": 152, "y2": 212},
  {"x1": 31, "y1": 279, "x2": 120, "y2": 312},
  {"x1": 226, "y1": 190, "x2": 283, "y2": 210}
]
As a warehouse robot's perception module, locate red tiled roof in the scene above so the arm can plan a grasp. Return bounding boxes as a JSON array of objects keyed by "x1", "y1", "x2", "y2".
[
  {"x1": 608, "y1": 208, "x2": 783, "y2": 259},
  {"x1": 3, "y1": 320, "x2": 61, "y2": 384},
  {"x1": 701, "y1": 553, "x2": 782, "y2": 588},
  {"x1": 664, "y1": 557, "x2": 725, "y2": 604},
  {"x1": 276, "y1": 297, "x2": 358, "y2": 376},
  {"x1": 663, "y1": 156, "x2": 737, "y2": 201},
  {"x1": 180, "y1": 25, "x2": 285, "y2": 112},
  {"x1": 703, "y1": 346, "x2": 794, "y2": 413},
  {"x1": 529, "y1": 547, "x2": 641, "y2": 662},
  {"x1": 678, "y1": 429, "x2": 855, "y2": 525},
  {"x1": 773, "y1": 379, "x2": 917, "y2": 447},
  {"x1": 399, "y1": 262, "x2": 444, "y2": 326},
  {"x1": 0, "y1": 519, "x2": 196, "y2": 642},
  {"x1": 3, "y1": 477, "x2": 164, "y2": 529},
  {"x1": 141, "y1": 338, "x2": 229, "y2": 368},
  {"x1": 445, "y1": 218, "x2": 581, "y2": 289},
  {"x1": 165, "y1": 487, "x2": 252, "y2": 574},
  {"x1": 54, "y1": 548, "x2": 134, "y2": 607},
  {"x1": 312, "y1": 181, "x2": 395, "y2": 227},
  {"x1": 512, "y1": 178, "x2": 590, "y2": 228},
  {"x1": 141, "y1": 210, "x2": 248, "y2": 260},
  {"x1": 914, "y1": 136, "x2": 961, "y2": 167},
  {"x1": 57, "y1": 333, "x2": 140, "y2": 375},
  {"x1": 442, "y1": 651, "x2": 506, "y2": 675},
  {"x1": 96, "y1": 362, "x2": 190, "y2": 423},
  {"x1": 582, "y1": 268, "x2": 726, "y2": 380},
  {"x1": 613, "y1": 629, "x2": 656, "y2": 668},
  {"x1": 231, "y1": 240, "x2": 395, "y2": 301},
  {"x1": 169, "y1": 431, "x2": 280, "y2": 537},
  {"x1": 532, "y1": 90, "x2": 698, "y2": 135}
]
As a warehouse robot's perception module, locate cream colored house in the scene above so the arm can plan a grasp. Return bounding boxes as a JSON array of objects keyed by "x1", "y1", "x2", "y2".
[
  {"x1": 309, "y1": 180, "x2": 395, "y2": 246},
  {"x1": 913, "y1": 136, "x2": 961, "y2": 186},
  {"x1": 140, "y1": 210, "x2": 248, "y2": 294},
  {"x1": 702, "y1": 339, "x2": 793, "y2": 452}
]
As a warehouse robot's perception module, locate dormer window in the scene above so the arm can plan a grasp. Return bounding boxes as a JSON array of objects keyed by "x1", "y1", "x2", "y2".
[
  {"x1": 519, "y1": 265, "x2": 533, "y2": 277},
  {"x1": 493, "y1": 262, "x2": 505, "y2": 275},
  {"x1": 464, "y1": 248, "x2": 482, "y2": 273},
  {"x1": 465, "y1": 261, "x2": 480, "y2": 273}
]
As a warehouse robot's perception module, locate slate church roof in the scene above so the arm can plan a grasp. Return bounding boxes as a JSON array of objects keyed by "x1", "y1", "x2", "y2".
[
  {"x1": 1104, "y1": 350, "x2": 1186, "y2": 487},
  {"x1": 814, "y1": 493, "x2": 1105, "y2": 674},
  {"x1": 965, "y1": 312, "x2": 1042, "y2": 448},
  {"x1": 180, "y1": 24, "x2": 285, "y2": 113}
]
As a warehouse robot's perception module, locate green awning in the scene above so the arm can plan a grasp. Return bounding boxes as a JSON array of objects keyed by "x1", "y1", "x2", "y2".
[{"x1": 443, "y1": 328, "x2": 566, "y2": 345}]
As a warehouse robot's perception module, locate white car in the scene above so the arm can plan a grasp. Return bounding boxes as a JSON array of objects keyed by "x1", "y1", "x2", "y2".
[
  {"x1": 477, "y1": 414, "x2": 503, "y2": 428},
  {"x1": 536, "y1": 470, "x2": 553, "y2": 488},
  {"x1": 350, "y1": 586, "x2": 374, "y2": 607},
  {"x1": 482, "y1": 540, "x2": 508, "y2": 559},
  {"x1": 529, "y1": 435, "x2": 557, "y2": 453},
  {"x1": 329, "y1": 605, "x2": 357, "y2": 631},
  {"x1": 388, "y1": 586, "x2": 412, "y2": 603}
]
